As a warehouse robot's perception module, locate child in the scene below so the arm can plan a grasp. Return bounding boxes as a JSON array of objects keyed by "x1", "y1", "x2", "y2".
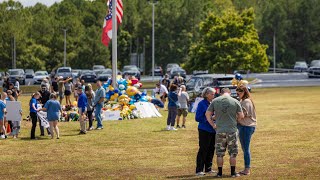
[
  {"x1": 0, "y1": 93, "x2": 7, "y2": 139},
  {"x1": 77, "y1": 87, "x2": 87, "y2": 134},
  {"x1": 6, "y1": 90, "x2": 22, "y2": 138}
]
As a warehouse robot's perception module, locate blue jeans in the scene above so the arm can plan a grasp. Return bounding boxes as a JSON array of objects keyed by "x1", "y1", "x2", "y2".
[
  {"x1": 237, "y1": 125, "x2": 255, "y2": 168},
  {"x1": 95, "y1": 104, "x2": 103, "y2": 128}
]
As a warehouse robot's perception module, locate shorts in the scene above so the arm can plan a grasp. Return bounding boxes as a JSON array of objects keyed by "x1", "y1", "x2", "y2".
[
  {"x1": 59, "y1": 91, "x2": 64, "y2": 99},
  {"x1": 177, "y1": 108, "x2": 188, "y2": 117},
  {"x1": 65, "y1": 90, "x2": 71, "y2": 96},
  {"x1": 215, "y1": 132, "x2": 238, "y2": 157}
]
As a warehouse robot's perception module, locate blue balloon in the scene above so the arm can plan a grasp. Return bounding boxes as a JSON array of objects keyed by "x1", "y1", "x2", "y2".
[
  {"x1": 106, "y1": 94, "x2": 110, "y2": 100},
  {"x1": 140, "y1": 97, "x2": 148, "y2": 102},
  {"x1": 235, "y1": 73, "x2": 243, "y2": 80},
  {"x1": 114, "y1": 89, "x2": 119, "y2": 93}
]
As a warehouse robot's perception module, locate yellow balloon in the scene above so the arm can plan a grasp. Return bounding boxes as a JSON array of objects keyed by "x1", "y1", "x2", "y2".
[
  {"x1": 129, "y1": 104, "x2": 136, "y2": 110},
  {"x1": 108, "y1": 85, "x2": 114, "y2": 91},
  {"x1": 72, "y1": 101, "x2": 77, "y2": 107},
  {"x1": 110, "y1": 95, "x2": 116, "y2": 101},
  {"x1": 118, "y1": 94, "x2": 128, "y2": 101},
  {"x1": 126, "y1": 86, "x2": 138, "y2": 96}
]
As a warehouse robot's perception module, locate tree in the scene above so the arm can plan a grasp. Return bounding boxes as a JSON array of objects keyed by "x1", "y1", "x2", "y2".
[{"x1": 184, "y1": 8, "x2": 269, "y2": 73}]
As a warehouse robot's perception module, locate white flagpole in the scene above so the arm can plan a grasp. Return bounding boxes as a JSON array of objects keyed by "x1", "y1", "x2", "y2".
[{"x1": 111, "y1": 0, "x2": 117, "y2": 88}]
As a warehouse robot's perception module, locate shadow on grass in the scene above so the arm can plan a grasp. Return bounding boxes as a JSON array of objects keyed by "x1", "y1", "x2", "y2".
[
  {"x1": 20, "y1": 137, "x2": 48, "y2": 141},
  {"x1": 152, "y1": 129, "x2": 174, "y2": 132},
  {"x1": 166, "y1": 174, "x2": 226, "y2": 179}
]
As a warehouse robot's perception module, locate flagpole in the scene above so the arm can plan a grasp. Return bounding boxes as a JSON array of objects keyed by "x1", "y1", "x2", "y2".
[{"x1": 111, "y1": 0, "x2": 117, "y2": 88}]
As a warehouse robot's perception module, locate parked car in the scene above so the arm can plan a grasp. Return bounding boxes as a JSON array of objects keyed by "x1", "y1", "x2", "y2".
[
  {"x1": 25, "y1": 69, "x2": 35, "y2": 78},
  {"x1": 97, "y1": 69, "x2": 112, "y2": 82},
  {"x1": 33, "y1": 71, "x2": 49, "y2": 84},
  {"x1": 186, "y1": 74, "x2": 237, "y2": 102},
  {"x1": 56, "y1": 67, "x2": 72, "y2": 79},
  {"x1": 294, "y1": 61, "x2": 308, "y2": 72},
  {"x1": 166, "y1": 63, "x2": 179, "y2": 74},
  {"x1": 93, "y1": 65, "x2": 105, "y2": 70},
  {"x1": 152, "y1": 66, "x2": 163, "y2": 76},
  {"x1": 8, "y1": 69, "x2": 26, "y2": 85},
  {"x1": 169, "y1": 67, "x2": 186, "y2": 79},
  {"x1": 308, "y1": 60, "x2": 320, "y2": 78},
  {"x1": 122, "y1": 65, "x2": 141, "y2": 80},
  {"x1": 72, "y1": 69, "x2": 82, "y2": 79},
  {"x1": 80, "y1": 70, "x2": 97, "y2": 83},
  {"x1": 93, "y1": 69, "x2": 105, "y2": 76}
]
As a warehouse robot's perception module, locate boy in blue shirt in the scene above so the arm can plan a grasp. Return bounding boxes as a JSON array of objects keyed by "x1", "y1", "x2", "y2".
[{"x1": 0, "y1": 93, "x2": 7, "y2": 139}]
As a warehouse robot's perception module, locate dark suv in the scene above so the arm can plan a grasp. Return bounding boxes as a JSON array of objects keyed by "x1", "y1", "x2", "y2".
[{"x1": 186, "y1": 74, "x2": 237, "y2": 102}]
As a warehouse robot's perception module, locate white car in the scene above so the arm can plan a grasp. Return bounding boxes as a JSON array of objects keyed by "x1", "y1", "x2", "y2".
[{"x1": 33, "y1": 71, "x2": 49, "y2": 84}]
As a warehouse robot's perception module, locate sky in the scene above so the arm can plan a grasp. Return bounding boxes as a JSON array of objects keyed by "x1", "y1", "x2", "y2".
[{"x1": 0, "y1": 0, "x2": 63, "y2": 7}]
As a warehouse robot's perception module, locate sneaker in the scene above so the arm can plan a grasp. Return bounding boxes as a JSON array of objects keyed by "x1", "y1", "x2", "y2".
[
  {"x1": 205, "y1": 170, "x2": 217, "y2": 174},
  {"x1": 169, "y1": 126, "x2": 177, "y2": 131},
  {"x1": 176, "y1": 125, "x2": 181, "y2": 128},
  {"x1": 231, "y1": 173, "x2": 240, "y2": 178},
  {"x1": 96, "y1": 127, "x2": 103, "y2": 130},
  {"x1": 1, "y1": 135, "x2": 6, "y2": 139},
  {"x1": 216, "y1": 174, "x2": 222, "y2": 178},
  {"x1": 182, "y1": 125, "x2": 186, "y2": 128},
  {"x1": 166, "y1": 125, "x2": 171, "y2": 131},
  {"x1": 79, "y1": 131, "x2": 86, "y2": 135},
  {"x1": 196, "y1": 172, "x2": 206, "y2": 176},
  {"x1": 87, "y1": 126, "x2": 94, "y2": 131}
]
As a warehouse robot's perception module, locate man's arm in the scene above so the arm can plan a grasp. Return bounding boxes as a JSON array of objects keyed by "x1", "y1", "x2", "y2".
[{"x1": 205, "y1": 111, "x2": 217, "y2": 129}]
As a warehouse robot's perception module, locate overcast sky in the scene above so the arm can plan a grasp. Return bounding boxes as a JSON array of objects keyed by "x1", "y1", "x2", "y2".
[{"x1": 0, "y1": 0, "x2": 63, "y2": 7}]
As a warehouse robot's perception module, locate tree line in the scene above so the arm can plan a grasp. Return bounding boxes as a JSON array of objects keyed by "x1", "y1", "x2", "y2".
[{"x1": 0, "y1": 0, "x2": 319, "y2": 73}]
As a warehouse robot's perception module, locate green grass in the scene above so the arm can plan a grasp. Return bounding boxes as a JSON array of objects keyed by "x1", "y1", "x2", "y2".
[{"x1": 1, "y1": 87, "x2": 320, "y2": 179}]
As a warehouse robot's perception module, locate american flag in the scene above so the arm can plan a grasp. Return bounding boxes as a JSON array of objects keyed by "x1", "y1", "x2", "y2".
[
  {"x1": 102, "y1": 0, "x2": 123, "y2": 47},
  {"x1": 106, "y1": 0, "x2": 123, "y2": 24}
]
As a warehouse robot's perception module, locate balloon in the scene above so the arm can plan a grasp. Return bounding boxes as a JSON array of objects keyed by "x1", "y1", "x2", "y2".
[
  {"x1": 134, "y1": 93, "x2": 141, "y2": 100},
  {"x1": 140, "y1": 96, "x2": 148, "y2": 102},
  {"x1": 129, "y1": 104, "x2": 136, "y2": 110},
  {"x1": 108, "y1": 85, "x2": 114, "y2": 91},
  {"x1": 114, "y1": 89, "x2": 119, "y2": 93},
  {"x1": 119, "y1": 84, "x2": 125, "y2": 90},
  {"x1": 235, "y1": 73, "x2": 243, "y2": 80},
  {"x1": 106, "y1": 94, "x2": 110, "y2": 100},
  {"x1": 110, "y1": 95, "x2": 117, "y2": 101},
  {"x1": 133, "y1": 83, "x2": 140, "y2": 88},
  {"x1": 127, "y1": 80, "x2": 132, "y2": 86},
  {"x1": 72, "y1": 101, "x2": 77, "y2": 107},
  {"x1": 114, "y1": 93, "x2": 119, "y2": 98},
  {"x1": 126, "y1": 86, "x2": 138, "y2": 96}
]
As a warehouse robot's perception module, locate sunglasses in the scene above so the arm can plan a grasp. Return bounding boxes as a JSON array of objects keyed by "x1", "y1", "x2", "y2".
[{"x1": 236, "y1": 89, "x2": 244, "y2": 92}]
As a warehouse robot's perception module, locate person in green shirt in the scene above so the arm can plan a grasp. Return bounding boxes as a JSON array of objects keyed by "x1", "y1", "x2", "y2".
[{"x1": 206, "y1": 88, "x2": 244, "y2": 177}]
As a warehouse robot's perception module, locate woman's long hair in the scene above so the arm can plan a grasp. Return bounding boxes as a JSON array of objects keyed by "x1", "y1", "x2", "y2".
[{"x1": 236, "y1": 85, "x2": 255, "y2": 109}]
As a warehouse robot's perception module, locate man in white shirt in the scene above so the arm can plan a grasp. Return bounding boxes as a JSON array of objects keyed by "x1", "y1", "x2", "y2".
[{"x1": 153, "y1": 83, "x2": 168, "y2": 106}]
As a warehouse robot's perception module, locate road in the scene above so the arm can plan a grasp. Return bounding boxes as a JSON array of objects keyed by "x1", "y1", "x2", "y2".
[{"x1": 1, "y1": 72, "x2": 320, "y2": 89}]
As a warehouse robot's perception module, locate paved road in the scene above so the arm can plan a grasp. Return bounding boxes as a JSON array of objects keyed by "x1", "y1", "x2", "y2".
[{"x1": 1, "y1": 72, "x2": 320, "y2": 88}]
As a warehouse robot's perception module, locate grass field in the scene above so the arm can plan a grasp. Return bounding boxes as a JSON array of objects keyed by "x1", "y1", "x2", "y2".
[{"x1": 1, "y1": 87, "x2": 320, "y2": 179}]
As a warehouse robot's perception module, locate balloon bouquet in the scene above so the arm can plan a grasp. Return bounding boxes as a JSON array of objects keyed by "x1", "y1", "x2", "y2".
[
  {"x1": 231, "y1": 73, "x2": 251, "y2": 91},
  {"x1": 101, "y1": 77, "x2": 150, "y2": 120}
]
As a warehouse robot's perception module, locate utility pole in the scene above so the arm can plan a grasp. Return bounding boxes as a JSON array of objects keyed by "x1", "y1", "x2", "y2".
[
  {"x1": 13, "y1": 36, "x2": 16, "y2": 68},
  {"x1": 149, "y1": 0, "x2": 158, "y2": 81},
  {"x1": 62, "y1": 29, "x2": 68, "y2": 67},
  {"x1": 273, "y1": 31, "x2": 276, "y2": 73}
]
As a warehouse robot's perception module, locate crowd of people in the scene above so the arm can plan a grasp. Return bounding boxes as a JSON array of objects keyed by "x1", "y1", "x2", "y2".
[{"x1": 0, "y1": 76, "x2": 107, "y2": 140}]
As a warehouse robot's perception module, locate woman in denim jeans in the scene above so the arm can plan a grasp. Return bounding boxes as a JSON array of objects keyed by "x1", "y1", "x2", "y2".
[{"x1": 236, "y1": 85, "x2": 257, "y2": 175}]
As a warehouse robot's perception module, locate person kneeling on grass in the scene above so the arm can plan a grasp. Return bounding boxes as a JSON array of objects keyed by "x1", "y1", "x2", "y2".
[
  {"x1": 77, "y1": 87, "x2": 88, "y2": 134},
  {"x1": 39, "y1": 93, "x2": 62, "y2": 139}
]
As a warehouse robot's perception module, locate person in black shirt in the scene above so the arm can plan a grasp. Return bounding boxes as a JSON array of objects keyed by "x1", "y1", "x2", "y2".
[
  {"x1": 38, "y1": 85, "x2": 51, "y2": 136},
  {"x1": 161, "y1": 74, "x2": 171, "y2": 90},
  {"x1": 51, "y1": 77, "x2": 59, "y2": 93}
]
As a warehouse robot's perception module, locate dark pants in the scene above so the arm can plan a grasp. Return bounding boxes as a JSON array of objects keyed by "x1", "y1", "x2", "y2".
[
  {"x1": 87, "y1": 110, "x2": 93, "y2": 128},
  {"x1": 30, "y1": 112, "x2": 37, "y2": 139},
  {"x1": 167, "y1": 107, "x2": 177, "y2": 126},
  {"x1": 196, "y1": 129, "x2": 216, "y2": 173}
]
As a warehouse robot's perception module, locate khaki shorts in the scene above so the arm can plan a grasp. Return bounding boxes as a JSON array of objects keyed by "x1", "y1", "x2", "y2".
[
  {"x1": 177, "y1": 108, "x2": 188, "y2": 117},
  {"x1": 215, "y1": 132, "x2": 238, "y2": 157}
]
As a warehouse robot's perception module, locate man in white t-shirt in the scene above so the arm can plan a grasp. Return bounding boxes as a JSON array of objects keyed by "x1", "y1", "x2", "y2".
[{"x1": 153, "y1": 83, "x2": 168, "y2": 106}]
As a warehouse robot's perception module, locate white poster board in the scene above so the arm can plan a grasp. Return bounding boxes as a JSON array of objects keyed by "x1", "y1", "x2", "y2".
[
  {"x1": 103, "y1": 110, "x2": 121, "y2": 121},
  {"x1": 134, "y1": 102, "x2": 161, "y2": 118},
  {"x1": 6, "y1": 101, "x2": 22, "y2": 121},
  {"x1": 37, "y1": 111, "x2": 50, "y2": 128},
  {"x1": 191, "y1": 97, "x2": 204, "y2": 113}
]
